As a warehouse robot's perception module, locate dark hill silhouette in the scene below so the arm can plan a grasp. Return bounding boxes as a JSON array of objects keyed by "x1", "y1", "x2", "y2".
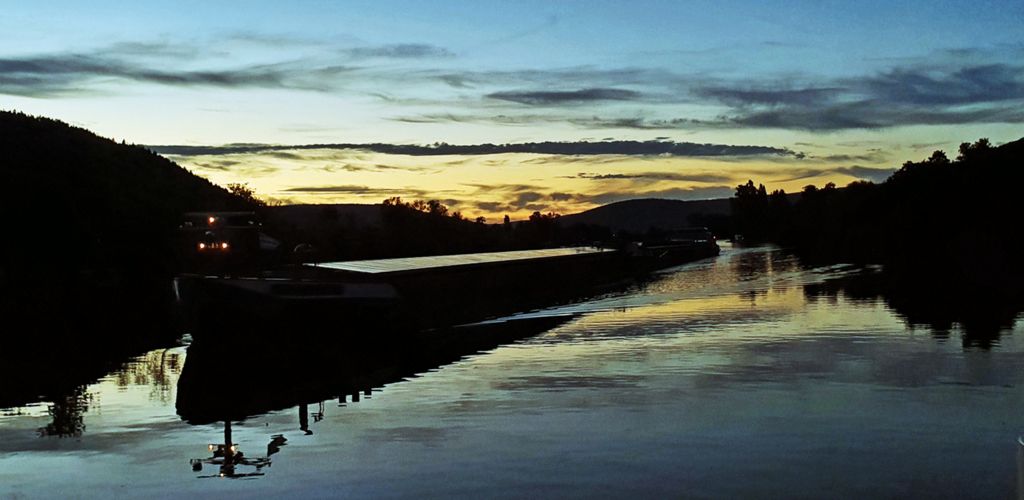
[
  {"x1": 265, "y1": 198, "x2": 734, "y2": 236},
  {"x1": 0, "y1": 110, "x2": 254, "y2": 343},
  {"x1": 1, "y1": 110, "x2": 253, "y2": 277},
  {"x1": 557, "y1": 198, "x2": 731, "y2": 234},
  {"x1": 260, "y1": 198, "x2": 730, "y2": 260}
]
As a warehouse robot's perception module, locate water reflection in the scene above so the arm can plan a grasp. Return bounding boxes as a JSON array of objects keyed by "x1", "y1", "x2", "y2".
[
  {"x1": 176, "y1": 315, "x2": 574, "y2": 425},
  {"x1": 113, "y1": 349, "x2": 183, "y2": 404},
  {"x1": 0, "y1": 278, "x2": 181, "y2": 411},
  {"x1": 37, "y1": 386, "x2": 92, "y2": 438},
  {"x1": 27, "y1": 348, "x2": 184, "y2": 440},
  {"x1": 189, "y1": 420, "x2": 283, "y2": 478},
  {"x1": 2, "y1": 245, "x2": 1024, "y2": 497},
  {"x1": 174, "y1": 315, "x2": 574, "y2": 479},
  {"x1": 804, "y1": 266, "x2": 1024, "y2": 349}
]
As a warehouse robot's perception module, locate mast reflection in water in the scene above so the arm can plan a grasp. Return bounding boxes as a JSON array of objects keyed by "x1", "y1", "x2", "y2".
[
  {"x1": 189, "y1": 420, "x2": 284, "y2": 479},
  {"x1": 176, "y1": 315, "x2": 574, "y2": 479}
]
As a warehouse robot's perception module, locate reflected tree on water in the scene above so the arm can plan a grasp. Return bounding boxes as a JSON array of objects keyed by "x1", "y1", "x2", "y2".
[
  {"x1": 38, "y1": 386, "x2": 92, "y2": 438},
  {"x1": 113, "y1": 349, "x2": 183, "y2": 404},
  {"x1": 803, "y1": 270, "x2": 1020, "y2": 350}
]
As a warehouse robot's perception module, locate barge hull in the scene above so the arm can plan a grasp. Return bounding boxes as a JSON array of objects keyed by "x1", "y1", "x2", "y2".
[{"x1": 175, "y1": 243, "x2": 719, "y2": 345}]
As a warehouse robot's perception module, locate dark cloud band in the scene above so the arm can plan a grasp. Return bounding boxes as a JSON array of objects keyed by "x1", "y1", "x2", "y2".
[
  {"x1": 487, "y1": 88, "x2": 641, "y2": 105},
  {"x1": 150, "y1": 140, "x2": 800, "y2": 158}
]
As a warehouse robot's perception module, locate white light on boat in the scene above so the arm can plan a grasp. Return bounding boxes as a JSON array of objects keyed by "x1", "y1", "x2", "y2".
[
  {"x1": 221, "y1": 242, "x2": 229, "y2": 249},
  {"x1": 198, "y1": 243, "x2": 206, "y2": 250},
  {"x1": 208, "y1": 216, "x2": 216, "y2": 225}
]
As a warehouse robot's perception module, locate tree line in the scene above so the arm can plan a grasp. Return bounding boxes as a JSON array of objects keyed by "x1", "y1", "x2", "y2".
[
  {"x1": 263, "y1": 197, "x2": 613, "y2": 261},
  {"x1": 731, "y1": 138, "x2": 1024, "y2": 289}
]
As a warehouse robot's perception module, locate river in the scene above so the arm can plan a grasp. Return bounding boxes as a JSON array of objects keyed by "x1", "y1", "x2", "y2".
[{"x1": 2, "y1": 244, "x2": 1023, "y2": 498}]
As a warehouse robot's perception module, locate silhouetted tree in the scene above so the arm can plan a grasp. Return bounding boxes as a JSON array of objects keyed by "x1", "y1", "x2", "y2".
[
  {"x1": 731, "y1": 180, "x2": 770, "y2": 241},
  {"x1": 227, "y1": 183, "x2": 267, "y2": 207},
  {"x1": 957, "y1": 138, "x2": 992, "y2": 162}
]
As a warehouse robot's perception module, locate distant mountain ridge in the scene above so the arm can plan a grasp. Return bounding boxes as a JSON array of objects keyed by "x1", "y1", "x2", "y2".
[
  {"x1": 262, "y1": 198, "x2": 734, "y2": 235},
  {"x1": 557, "y1": 198, "x2": 731, "y2": 233},
  {"x1": 266, "y1": 203, "x2": 382, "y2": 229}
]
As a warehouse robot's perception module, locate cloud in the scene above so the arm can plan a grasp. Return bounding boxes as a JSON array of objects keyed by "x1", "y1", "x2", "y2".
[
  {"x1": 861, "y1": 64, "x2": 1024, "y2": 106},
  {"x1": 150, "y1": 140, "x2": 801, "y2": 158},
  {"x1": 910, "y1": 141, "x2": 950, "y2": 151},
  {"x1": 343, "y1": 43, "x2": 454, "y2": 59},
  {"x1": 431, "y1": 66, "x2": 667, "y2": 90},
  {"x1": 323, "y1": 162, "x2": 426, "y2": 173},
  {"x1": 283, "y1": 185, "x2": 375, "y2": 193},
  {"x1": 718, "y1": 101, "x2": 1024, "y2": 131},
  {"x1": 582, "y1": 186, "x2": 736, "y2": 205},
  {"x1": 436, "y1": 74, "x2": 475, "y2": 89},
  {"x1": 264, "y1": 151, "x2": 305, "y2": 160},
  {"x1": 694, "y1": 63, "x2": 1024, "y2": 131},
  {"x1": 452, "y1": 183, "x2": 583, "y2": 212},
  {"x1": 474, "y1": 201, "x2": 511, "y2": 212},
  {"x1": 166, "y1": 155, "x2": 280, "y2": 176},
  {"x1": 834, "y1": 166, "x2": 896, "y2": 183},
  {"x1": 468, "y1": 184, "x2": 735, "y2": 215},
  {"x1": 487, "y1": 88, "x2": 641, "y2": 105},
  {"x1": 462, "y1": 183, "x2": 544, "y2": 193},
  {"x1": 225, "y1": 32, "x2": 334, "y2": 48},
  {"x1": 0, "y1": 36, "x2": 465, "y2": 97},
  {"x1": 514, "y1": 191, "x2": 544, "y2": 205},
  {"x1": 470, "y1": 192, "x2": 571, "y2": 213},
  {"x1": 484, "y1": 14, "x2": 560, "y2": 46},
  {"x1": 187, "y1": 159, "x2": 241, "y2": 171},
  {"x1": 424, "y1": 60, "x2": 1024, "y2": 131},
  {"x1": 281, "y1": 185, "x2": 438, "y2": 199},
  {"x1": 390, "y1": 112, "x2": 557, "y2": 125},
  {"x1": 813, "y1": 149, "x2": 888, "y2": 163},
  {"x1": 696, "y1": 87, "x2": 842, "y2": 106},
  {"x1": 8, "y1": 36, "x2": 1024, "y2": 135},
  {"x1": 576, "y1": 172, "x2": 733, "y2": 183},
  {"x1": 0, "y1": 52, "x2": 357, "y2": 97},
  {"x1": 773, "y1": 165, "x2": 896, "y2": 183},
  {"x1": 566, "y1": 116, "x2": 705, "y2": 130},
  {"x1": 103, "y1": 41, "x2": 203, "y2": 59}
]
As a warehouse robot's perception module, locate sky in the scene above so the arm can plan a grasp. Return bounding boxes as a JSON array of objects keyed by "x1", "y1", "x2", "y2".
[{"x1": 3, "y1": 0, "x2": 1024, "y2": 219}]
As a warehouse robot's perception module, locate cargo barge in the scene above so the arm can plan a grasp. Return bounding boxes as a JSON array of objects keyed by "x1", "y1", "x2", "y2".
[{"x1": 173, "y1": 213, "x2": 720, "y2": 345}]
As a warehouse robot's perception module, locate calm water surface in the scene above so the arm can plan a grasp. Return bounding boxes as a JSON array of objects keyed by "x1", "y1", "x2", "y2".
[{"x1": 3, "y1": 244, "x2": 1024, "y2": 498}]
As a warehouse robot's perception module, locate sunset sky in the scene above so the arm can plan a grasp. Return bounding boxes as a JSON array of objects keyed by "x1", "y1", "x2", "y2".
[{"x1": 3, "y1": 0, "x2": 1023, "y2": 219}]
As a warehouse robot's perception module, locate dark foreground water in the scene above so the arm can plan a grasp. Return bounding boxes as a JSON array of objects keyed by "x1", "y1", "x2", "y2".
[{"x1": 3, "y1": 244, "x2": 1024, "y2": 498}]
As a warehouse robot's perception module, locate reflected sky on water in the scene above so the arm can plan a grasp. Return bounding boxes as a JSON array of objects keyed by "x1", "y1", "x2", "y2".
[{"x1": 2, "y1": 244, "x2": 1024, "y2": 498}]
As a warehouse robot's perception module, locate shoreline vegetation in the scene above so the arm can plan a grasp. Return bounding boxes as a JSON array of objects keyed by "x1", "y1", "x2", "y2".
[{"x1": 731, "y1": 137, "x2": 1024, "y2": 288}]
